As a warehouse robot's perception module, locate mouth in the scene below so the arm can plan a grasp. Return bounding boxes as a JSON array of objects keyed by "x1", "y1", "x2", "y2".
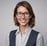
[{"x1": 21, "y1": 20, "x2": 26, "y2": 22}]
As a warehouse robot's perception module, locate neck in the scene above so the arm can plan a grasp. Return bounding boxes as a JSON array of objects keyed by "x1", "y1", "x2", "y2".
[{"x1": 19, "y1": 25, "x2": 29, "y2": 33}]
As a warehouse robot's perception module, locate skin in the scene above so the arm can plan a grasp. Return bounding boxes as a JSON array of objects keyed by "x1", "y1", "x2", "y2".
[{"x1": 16, "y1": 6, "x2": 31, "y2": 33}]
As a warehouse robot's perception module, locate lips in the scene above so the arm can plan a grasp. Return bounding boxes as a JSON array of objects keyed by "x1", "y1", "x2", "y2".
[{"x1": 21, "y1": 19, "x2": 26, "y2": 22}]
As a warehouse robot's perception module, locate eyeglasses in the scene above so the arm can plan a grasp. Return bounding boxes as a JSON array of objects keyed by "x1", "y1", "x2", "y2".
[{"x1": 16, "y1": 12, "x2": 30, "y2": 16}]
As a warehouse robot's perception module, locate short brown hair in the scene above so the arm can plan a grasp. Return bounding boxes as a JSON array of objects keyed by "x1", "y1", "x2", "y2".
[{"x1": 14, "y1": 1, "x2": 35, "y2": 28}]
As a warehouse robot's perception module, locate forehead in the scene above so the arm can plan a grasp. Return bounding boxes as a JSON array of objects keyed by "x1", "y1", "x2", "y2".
[{"x1": 17, "y1": 6, "x2": 29, "y2": 12}]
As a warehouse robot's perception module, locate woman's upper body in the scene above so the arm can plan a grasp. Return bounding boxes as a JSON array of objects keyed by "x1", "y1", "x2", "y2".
[
  {"x1": 9, "y1": 1, "x2": 44, "y2": 46},
  {"x1": 9, "y1": 27, "x2": 44, "y2": 46}
]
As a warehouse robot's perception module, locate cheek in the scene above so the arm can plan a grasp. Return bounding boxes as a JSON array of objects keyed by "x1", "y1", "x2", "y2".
[
  {"x1": 25, "y1": 16, "x2": 30, "y2": 20},
  {"x1": 16, "y1": 16, "x2": 21, "y2": 22},
  {"x1": 26, "y1": 16, "x2": 31, "y2": 22}
]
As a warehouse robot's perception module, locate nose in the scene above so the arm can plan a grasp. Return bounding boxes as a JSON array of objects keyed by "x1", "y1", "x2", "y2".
[{"x1": 21, "y1": 14, "x2": 25, "y2": 19}]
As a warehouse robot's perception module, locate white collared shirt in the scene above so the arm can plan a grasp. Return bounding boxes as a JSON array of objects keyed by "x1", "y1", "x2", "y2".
[{"x1": 16, "y1": 27, "x2": 44, "y2": 46}]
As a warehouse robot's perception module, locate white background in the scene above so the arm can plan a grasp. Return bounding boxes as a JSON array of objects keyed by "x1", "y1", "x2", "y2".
[{"x1": 0, "y1": 0, "x2": 47, "y2": 46}]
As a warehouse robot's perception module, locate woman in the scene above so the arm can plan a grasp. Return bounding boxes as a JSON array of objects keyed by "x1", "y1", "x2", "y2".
[{"x1": 9, "y1": 1, "x2": 44, "y2": 46}]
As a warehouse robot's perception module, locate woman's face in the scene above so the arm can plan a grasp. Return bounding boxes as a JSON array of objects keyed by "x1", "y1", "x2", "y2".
[{"x1": 16, "y1": 6, "x2": 31, "y2": 26}]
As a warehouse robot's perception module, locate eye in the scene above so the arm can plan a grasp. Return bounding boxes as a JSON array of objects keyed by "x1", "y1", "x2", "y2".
[
  {"x1": 24, "y1": 12, "x2": 29, "y2": 15},
  {"x1": 17, "y1": 12, "x2": 22, "y2": 15}
]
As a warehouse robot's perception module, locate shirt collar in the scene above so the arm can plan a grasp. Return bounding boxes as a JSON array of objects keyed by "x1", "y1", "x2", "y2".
[{"x1": 16, "y1": 27, "x2": 32, "y2": 35}]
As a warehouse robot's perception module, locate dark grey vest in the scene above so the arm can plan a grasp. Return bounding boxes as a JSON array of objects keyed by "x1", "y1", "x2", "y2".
[{"x1": 9, "y1": 30, "x2": 39, "y2": 46}]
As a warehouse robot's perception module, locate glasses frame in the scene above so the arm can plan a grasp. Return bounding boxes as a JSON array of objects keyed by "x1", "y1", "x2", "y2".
[{"x1": 16, "y1": 12, "x2": 30, "y2": 17}]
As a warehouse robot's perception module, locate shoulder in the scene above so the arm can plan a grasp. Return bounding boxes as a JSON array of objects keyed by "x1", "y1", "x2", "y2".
[
  {"x1": 32, "y1": 29, "x2": 39, "y2": 34},
  {"x1": 10, "y1": 30, "x2": 17, "y2": 34},
  {"x1": 32, "y1": 29, "x2": 43, "y2": 39},
  {"x1": 31, "y1": 29, "x2": 44, "y2": 40},
  {"x1": 9, "y1": 30, "x2": 17, "y2": 37},
  {"x1": 36, "y1": 32, "x2": 44, "y2": 46},
  {"x1": 37, "y1": 32, "x2": 44, "y2": 40}
]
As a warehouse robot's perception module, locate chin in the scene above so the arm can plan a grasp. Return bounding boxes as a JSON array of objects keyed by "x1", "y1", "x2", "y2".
[{"x1": 20, "y1": 23, "x2": 28, "y2": 26}]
